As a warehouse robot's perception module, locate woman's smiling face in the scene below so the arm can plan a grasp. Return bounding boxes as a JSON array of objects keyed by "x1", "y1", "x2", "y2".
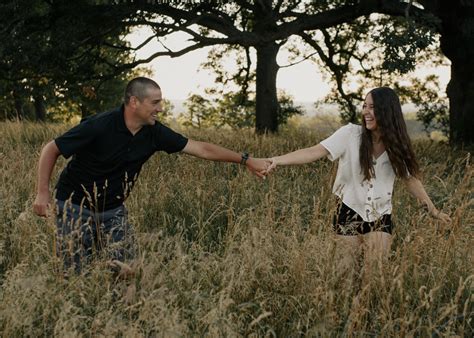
[{"x1": 362, "y1": 93, "x2": 377, "y2": 131}]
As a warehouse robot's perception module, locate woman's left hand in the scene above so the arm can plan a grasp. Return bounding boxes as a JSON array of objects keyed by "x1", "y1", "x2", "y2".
[{"x1": 432, "y1": 210, "x2": 452, "y2": 223}]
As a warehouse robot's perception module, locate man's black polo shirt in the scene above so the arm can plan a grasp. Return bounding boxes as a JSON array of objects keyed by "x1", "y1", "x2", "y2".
[{"x1": 55, "y1": 105, "x2": 188, "y2": 211}]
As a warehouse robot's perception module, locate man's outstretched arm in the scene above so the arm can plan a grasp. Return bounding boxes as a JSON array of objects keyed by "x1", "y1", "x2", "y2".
[
  {"x1": 181, "y1": 139, "x2": 269, "y2": 178},
  {"x1": 33, "y1": 140, "x2": 61, "y2": 217}
]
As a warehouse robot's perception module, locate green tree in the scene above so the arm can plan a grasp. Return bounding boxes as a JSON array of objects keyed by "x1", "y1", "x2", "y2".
[
  {"x1": 193, "y1": 44, "x2": 303, "y2": 129},
  {"x1": 395, "y1": 76, "x2": 449, "y2": 137},
  {"x1": 181, "y1": 89, "x2": 303, "y2": 130},
  {"x1": 298, "y1": 13, "x2": 441, "y2": 122},
  {"x1": 0, "y1": 0, "x2": 138, "y2": 121},
  {"x1": 182, "y1": 94, "x2": 220, "y2": 129},
  {"x1": 2, "y1": 1, "x2": 473, "y2": 144},
  {"x1": 110, "y1": 0, "x2": 471, "y2": 144}
]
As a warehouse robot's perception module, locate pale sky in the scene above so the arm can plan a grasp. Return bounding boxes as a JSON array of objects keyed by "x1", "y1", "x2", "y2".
[{"x1": 128, "y1": 27, "x2": 450, "y2": 103}]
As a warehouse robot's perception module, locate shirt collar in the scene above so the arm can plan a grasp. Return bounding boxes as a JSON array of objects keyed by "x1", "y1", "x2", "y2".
[{"x1": 116, "y1": 104, "x2": 130, "y2": 134}]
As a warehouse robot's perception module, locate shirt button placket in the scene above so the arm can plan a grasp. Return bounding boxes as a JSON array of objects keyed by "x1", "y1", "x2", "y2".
[{"x1": 366, "y1": 179, "x2": 375, "y2": 219}]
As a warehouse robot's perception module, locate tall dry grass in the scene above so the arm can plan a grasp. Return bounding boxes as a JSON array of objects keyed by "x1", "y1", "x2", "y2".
[{"x1": 0, "y1": 120, "x2": 472, "y2": 336}]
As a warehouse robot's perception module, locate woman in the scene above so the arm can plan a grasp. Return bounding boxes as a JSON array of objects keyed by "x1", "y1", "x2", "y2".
[{"x1": 265, "y1": 87, "x2": 450, "y2": 268}]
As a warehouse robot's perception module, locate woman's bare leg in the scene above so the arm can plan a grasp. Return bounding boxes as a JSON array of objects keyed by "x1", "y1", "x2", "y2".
[
  {"x1": 360, "y1": 231, "x2": 392, "y2": 288},
  {"x1": 335, "y1": 234, "x2": 363, "y2": 274},
  {"x1": 335, "y1": 234, "x2": 366, "y2": 333},
  {"x1": 362, "y1": 231, "x2": 392, "y2": 266}
]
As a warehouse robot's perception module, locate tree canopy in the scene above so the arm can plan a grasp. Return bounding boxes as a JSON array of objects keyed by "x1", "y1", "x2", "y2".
[
  {"x1": 0, "y1": 0, "x2": 139, "y2": 120},
  {"x1": 1, "y1": 0, "x2": 472, "y2": 145}
]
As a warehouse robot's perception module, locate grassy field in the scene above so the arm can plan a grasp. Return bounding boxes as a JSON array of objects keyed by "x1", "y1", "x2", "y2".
[{"x1": 0, "y1": 120, "x2": 472, "y2": 336}]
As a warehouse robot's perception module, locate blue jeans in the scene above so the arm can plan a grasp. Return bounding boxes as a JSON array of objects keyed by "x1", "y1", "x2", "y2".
[{"x1": 56, "y1": 200, "x2": 135, "y2": 273}]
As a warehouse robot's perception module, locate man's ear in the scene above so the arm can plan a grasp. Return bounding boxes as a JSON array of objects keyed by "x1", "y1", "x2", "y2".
[{"x1": 129, "y1": 96, "x2": 139, "y2": 108}]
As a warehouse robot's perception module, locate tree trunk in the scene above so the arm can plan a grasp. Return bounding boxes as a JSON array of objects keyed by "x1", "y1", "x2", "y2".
[
  {"x1": 12, "y1": 90, "x2": 24, "y2": 120},
  {"x1": 33, "y1": 95, "x2": 46, "y2": 121},
  {"x1": 435, "y1": 1, "x2": 474, "y2": 146},
  {"x1": 255, "y1": 43, "x2": 280, "y2": 133},
  {"x1": 445, "y1": 60, "x2": 474, "y2": 146}
]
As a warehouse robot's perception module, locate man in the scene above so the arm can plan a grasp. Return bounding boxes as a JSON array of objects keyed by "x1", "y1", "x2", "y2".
[{"x1": 33, "y1": 77, "x2": 268, "y2": 272}]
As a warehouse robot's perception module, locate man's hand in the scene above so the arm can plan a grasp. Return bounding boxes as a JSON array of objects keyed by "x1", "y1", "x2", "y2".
[
  {"x1": 33, "y1": 191, "x2": 50, "y2": 217},
  {"x1": 109, "y1": 260, "x2": 136, "y2": 279},
  {"x1": 246, "y1": 158, "x2": 271, "y2": 179}
]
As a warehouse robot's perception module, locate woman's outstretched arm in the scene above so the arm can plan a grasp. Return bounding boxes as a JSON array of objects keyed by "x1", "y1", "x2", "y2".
[
  {"x1": 403, "y1": 176, "x2": 451, "y2": 223},
  {"x1": 266, "y1": 143, "x2": 329, "y2": 173}
]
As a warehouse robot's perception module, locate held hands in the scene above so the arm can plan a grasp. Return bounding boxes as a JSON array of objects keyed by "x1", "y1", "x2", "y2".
[
  {"x1": 245, "y1": 157, "x2": 273, "y2": 179},
  {"x1": 265, "y1": 157, "x2": 278, "y2": 174},
  {"x1": 245, "y1": 157, "x2": 280, "y2": 179}
]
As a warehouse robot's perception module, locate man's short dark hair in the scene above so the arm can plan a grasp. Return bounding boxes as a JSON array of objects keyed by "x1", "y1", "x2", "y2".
[{"x1": 124, "y1": 77, "x2": 161, "y2": 104}]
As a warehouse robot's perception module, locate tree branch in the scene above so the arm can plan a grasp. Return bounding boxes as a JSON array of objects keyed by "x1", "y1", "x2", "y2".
[
  {"x1": 114, "y1": 41, "x2": 222, "y2": 70},
  {"x1": 300, "y1": 30, "x2": 359, "y2": 120},
  {"x1": 269, "y1": 0, "x2": 426, "y2": 42},
  {"x1": 134, "y1": 2, "x2": 252, "y2": 42},
  {"x1": 234, "y1": 0, "x2": 254, "y2": 12},
  {"x1": 279, "y1": 51, "x2": 319, "y2": 68}
]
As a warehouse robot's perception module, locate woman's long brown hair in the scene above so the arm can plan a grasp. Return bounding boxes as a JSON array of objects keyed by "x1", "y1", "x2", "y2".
[{"x1": 359, "y1": 87, "x2": 420, "y2": 180}]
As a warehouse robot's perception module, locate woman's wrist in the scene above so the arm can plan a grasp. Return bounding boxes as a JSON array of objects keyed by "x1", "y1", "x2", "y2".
[
  {"x1": 429, "y1": 207, "x2": 441, "y2": 218},
  {"x1": 269, "y1": 157, "x2": 278, "y2": 166}
]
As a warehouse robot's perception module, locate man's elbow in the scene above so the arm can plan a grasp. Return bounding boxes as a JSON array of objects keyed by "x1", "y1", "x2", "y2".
[
  {"x1": 183, "y1": 140, "x2": 213, "y2": 159},
  {"x1": 198, "y1": 142, "x2": 215, "y2": 160}
]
